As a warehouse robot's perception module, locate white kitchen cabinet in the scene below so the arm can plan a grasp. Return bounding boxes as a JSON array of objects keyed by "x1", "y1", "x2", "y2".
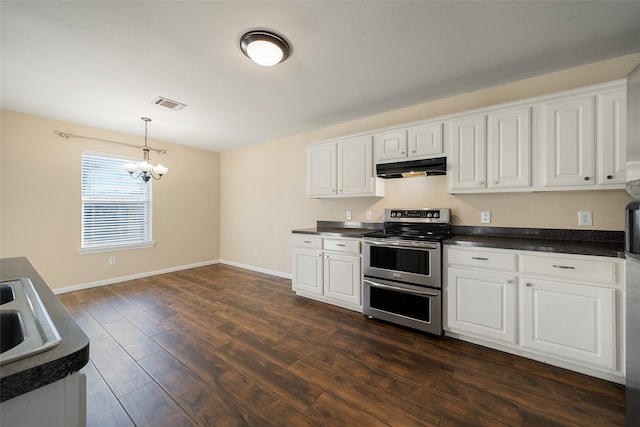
[
  {"x1": 447, "y1": 267, "x2": 516, "y2": 343},
  {"x1": 448, "y1": 107, "x2": 531, "y2": 193},
  {"x1": 1, "y1": 371, "x2": 86, "y2": 427},
  {"x1": 542, "y1": 94, "x2": 595, "y2": 187},
  {"x1": 448, "y1": 114, "x2": 487, "y2": 191},
  {"x1": 307, "y1": 136, "x2": 383, "y2": 198},
  {"x1": 374, "y1": 129, "x2": 408, "y2": 162},
  {"x1": 487, "y1": 106, "x2": 531, "y2": 190},
  {"x1": 375, "y1": 121, "x2": 444, "y2": 164},
  {"x1": 324, "y1": 252, "x2": 361, "y2": 307},
  {"x1": 597, "y1": 88, "x2": 627, "y2": 185},
  {"x1": 444, "y1": 245, "x2": 624, "y2": 381},
  {"x1": 521, "y1": 278, "x2": 615, "y2": 369},
  {"x1": 292, "y1": 234, "x2": 362, "y2": 311},
  {"x1": 307, "y1": 143, "x2": 336, "y2": 197}
]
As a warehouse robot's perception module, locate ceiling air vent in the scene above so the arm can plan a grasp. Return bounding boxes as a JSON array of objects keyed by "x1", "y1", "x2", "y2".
[{"x1": 152, "y1": 96, "x2": 187, "y2": 111}]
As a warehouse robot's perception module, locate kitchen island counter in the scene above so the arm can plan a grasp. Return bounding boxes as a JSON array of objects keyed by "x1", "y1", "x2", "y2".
[{"x1": 0, "y1": 257, "x2": 89, "y2": 402}]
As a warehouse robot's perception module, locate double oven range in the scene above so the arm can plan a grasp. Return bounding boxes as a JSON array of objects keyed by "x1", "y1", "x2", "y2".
[{"x1": 363, "y1": 208, "x2": 451, "y2": 336}]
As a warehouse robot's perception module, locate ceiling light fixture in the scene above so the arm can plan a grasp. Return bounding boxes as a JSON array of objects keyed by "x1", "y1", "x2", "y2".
[
  {"x1": 240, "y1": 30, "x2": 290, "y2": 66},
  {"x1": 124, "y1": 117, "x2": 168, "y2": 183}
]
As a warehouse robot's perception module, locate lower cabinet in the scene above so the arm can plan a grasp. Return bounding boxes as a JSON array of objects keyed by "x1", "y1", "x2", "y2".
[
  {"x1": 445, "y1": 245, "x2": 624, "y2": 382},
  {"x1": 1, "y1": 371, "x2": 86, "y2": 427},
  {"x1": 521, "y1": 278, "x2": 615, "y2": 369},
  {"x1": 447, "y1": 268, "x2": 516, "y2": 343},
  {"x1": 292, "y1": 234, "x2": 362, "y2": 311}
]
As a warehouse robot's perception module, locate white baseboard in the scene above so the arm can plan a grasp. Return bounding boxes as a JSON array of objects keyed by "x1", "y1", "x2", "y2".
[
  {"x1": 219, "y1": 259, "x2": 292, "y2": 280},
  {"x1": 54, "y1": 259, "x2": 291, "y2": 294},
  {"x1": 54, "y1": 259, "x2": 220, "y2": 294}
]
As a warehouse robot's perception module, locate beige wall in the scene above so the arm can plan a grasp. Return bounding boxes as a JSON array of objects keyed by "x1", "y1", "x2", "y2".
[
  {"x1": 220, "y1": 53, "x2": 640, "y2": 276},
  {"x1": 0, "y1": 110, "x2": 220, "y2": 290}
]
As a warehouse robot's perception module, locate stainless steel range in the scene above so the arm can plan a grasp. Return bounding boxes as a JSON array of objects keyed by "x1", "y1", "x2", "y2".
[{"x1": 363, "y1": 208, "x2": 451, "y2": 335}]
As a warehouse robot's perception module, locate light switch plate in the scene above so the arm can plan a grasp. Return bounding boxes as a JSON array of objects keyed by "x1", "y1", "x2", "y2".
[{"x1": 481, "y1": 211, "x2": 491, "y2": 224}]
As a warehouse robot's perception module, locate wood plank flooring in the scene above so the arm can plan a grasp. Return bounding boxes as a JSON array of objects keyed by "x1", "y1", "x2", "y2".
[{"x1": 57, "y1": 264, "x2": 625, "y2": 426}]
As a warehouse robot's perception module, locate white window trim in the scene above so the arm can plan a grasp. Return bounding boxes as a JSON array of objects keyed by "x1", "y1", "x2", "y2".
[{"x1": 81, "y1": 151, "x2": 155, "y2": 254}]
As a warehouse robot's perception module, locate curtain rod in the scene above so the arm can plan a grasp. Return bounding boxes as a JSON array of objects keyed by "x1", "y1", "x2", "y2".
[{"x1": 56, "y1": 131, "x2": 167, "y2": 154}]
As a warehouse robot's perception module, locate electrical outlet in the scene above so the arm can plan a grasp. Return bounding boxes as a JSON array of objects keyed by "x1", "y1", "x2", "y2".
[
  {"x1": 346, "y1": 211, "x2": 352, "y2": 220},
  {"x1": 578, "y1": 211, "x2": 593, "y2": 226},
  {"x1": 108, "y1": 256, "x2": 117, "y2": 265},
  {"x1": 366, "y1": 210, "x2": 372, "y2": 220},
  {"x1": 481, "y1": 211, "x2": 491, "y2": 224}
]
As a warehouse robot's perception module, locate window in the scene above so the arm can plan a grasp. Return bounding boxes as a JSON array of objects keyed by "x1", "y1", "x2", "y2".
[{"x1": 81, "y1": 152, "x2": 153, "y2": 253}]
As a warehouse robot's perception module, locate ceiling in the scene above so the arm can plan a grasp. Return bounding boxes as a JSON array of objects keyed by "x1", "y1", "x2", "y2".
[{"x1": 2, "y1": 1, "x2": 640, "y2": 153}]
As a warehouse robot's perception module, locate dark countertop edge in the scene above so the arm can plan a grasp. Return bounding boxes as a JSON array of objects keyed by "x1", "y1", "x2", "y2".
[
  {"x1": 293, "y1": 224, "x2": 625, "y2": 258},
  {"x1": 293, "y1": 221, "x2": 382, "y2": 238},
  {"x1": 448, "y1": 226, "x2": 625, "y2": 258},
  {"x1": 1, "y1": 257, "x2": 90, "y2": 402}
]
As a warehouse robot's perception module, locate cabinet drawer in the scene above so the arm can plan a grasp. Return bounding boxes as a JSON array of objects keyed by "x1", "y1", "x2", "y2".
[
  {"x1": 447, "y1": 248, "x2": 516, "y2": 272},
  {"x1": 519, "y1": 254, "x2": 617, "y2": 285},
  {"x1": 324, "y1": 238, "x2": 361, "y2": 254},
  {"x1": 292, "y1": 235, "x2": 323, "y2": 249}
]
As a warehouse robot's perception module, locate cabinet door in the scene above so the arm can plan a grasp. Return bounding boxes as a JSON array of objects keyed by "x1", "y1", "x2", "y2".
[
  {"x1": 521, "y1": 278, "x2": 615, "y2": 369},
  {"x1": 375, "y1": 130, "x2": 408, "y2": 162},
  {"x1": 449, "y1": 115, "x2": 487, "y2": 191},
  {"x1": 292, "y1": 248, "x2": 323, "y2": 295},
  {"x1": 447, "y1": 267, "x2": 516, "y2": 343},
  {"x1": 487, "y1": 107, "x2": 531, "y2": 189},
  {"x1": 598, "y1": 89, "x2": 626, "y2": 185},
  {"x1": 337, "y1": 136, "x2": 374, "y2": 196},
  {"x1": 408, "y1": 122, "x2": 443, "y2": 158},
  {"x1": 324, "y1": 253, "x2": 361, "y2": 306},
  {"x1": 542, "y1": 96, "x2": 595, "y2": 187},
  {"x1": 307, "y1": 143, "x2": 337, "y2": 197}
]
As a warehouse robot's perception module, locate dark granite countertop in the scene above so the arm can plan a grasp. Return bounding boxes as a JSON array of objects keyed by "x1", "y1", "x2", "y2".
[
  {"x1": 445, "y1": 226, "x2": 625, "y2": 259},
  {"x1": 292, "y1": 221, "x2": 382, "y2": 238},
  {"x1": 0, "y1": 257, "x2": 89, "y2": 402}
]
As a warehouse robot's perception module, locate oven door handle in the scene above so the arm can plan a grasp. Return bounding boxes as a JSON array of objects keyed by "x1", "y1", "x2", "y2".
[
  {"x1": 363, "y1": 279, "x2": 439, "y2": 297},
  {"x1": 364, "y1": 240, "x2": 439, "y2": 250}
]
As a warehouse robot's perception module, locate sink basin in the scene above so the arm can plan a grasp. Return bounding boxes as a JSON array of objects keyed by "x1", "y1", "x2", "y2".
[
  {"x1": 0, "y1": 283, "x2": 15, "y2": 304},
  {"x1": 0, "y1": 278, "x2": 61, "y2": 365},
  {"x1": 1, "y1": 311, "x2": 26, "y2": 353}
]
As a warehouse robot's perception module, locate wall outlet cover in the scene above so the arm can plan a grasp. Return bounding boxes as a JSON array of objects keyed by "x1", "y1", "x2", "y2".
[
  {"x1": 346, "y1": 211, "x2": 352, "y2": 220},
  {"x1": 578, "y1": 211, "x2": 593, "y2": 226},
  {"x1": 481, "y1": 211, "x2": 491, "y2": 224}
]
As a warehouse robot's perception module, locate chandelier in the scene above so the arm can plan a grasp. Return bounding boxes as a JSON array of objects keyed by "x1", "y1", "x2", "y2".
[{"x1": 123, "y1": 117, "x2": 168, "y2": 182}]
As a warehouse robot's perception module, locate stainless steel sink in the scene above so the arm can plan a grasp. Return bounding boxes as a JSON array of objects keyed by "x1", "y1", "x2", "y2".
[{"x1": 0, "y1": 278, "x2": 61, "y2": 365}]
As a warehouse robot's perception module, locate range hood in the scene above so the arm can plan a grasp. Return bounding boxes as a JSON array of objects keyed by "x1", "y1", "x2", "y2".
[{"x1": 376, "y1": 157, "x2": 447, "y2": 179}]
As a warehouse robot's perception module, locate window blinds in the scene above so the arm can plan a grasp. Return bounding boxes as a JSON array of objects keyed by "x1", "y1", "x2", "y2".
[{"x1": 81, "y1": 153, "x2": 152, "y2": 250}]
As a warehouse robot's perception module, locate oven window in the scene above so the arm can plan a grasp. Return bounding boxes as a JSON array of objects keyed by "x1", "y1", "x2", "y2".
[
  {"x1": 369, "y1": 246, "x2": 430, "y2": 275},
  {"x1": 370, "y1": 286, "x2": 431, "y2": 322}
]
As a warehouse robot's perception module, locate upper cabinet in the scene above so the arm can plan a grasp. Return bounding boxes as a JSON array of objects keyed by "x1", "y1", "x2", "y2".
[
  {"x1": 598, "y1": 88, "x2": 627, "y2": 186},
  {"x1": 307, "y1": 135, "x2": 384, "y2": 198},
  {"x1": 449, "y1": 106, "x2": 531, "y2": 192},
  {"x1": 541, "y1": 94, "x2": 595, "y2": 187},
  {"x1": 448, "y1": 79, "x2": 626, "y2": 194},
  {"x1": 375, "y1": 121, "x2": 444, "y2": 164}
]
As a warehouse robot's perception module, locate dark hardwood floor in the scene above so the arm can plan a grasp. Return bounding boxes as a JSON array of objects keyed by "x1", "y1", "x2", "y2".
[{"x1": 58, "y1": 264, "x2": 625, "y2": 426}]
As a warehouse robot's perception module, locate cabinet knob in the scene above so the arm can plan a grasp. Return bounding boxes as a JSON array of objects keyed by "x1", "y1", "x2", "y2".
[
  {"x1": 401, "y1": 151, "x2": 405, "y2": 155},
  {"x1": 526, "y1": 283, "x2": 532, "y2": 287},
  {"x1": 339, "y1": 189, "x2": 343, "y2": 192},
  {"x1": 493, "y1": 180, "x2": 499, "y2": 185},
  {"x1": 412, "y1": 150, "x2": 416, "y2": 153},
  {"x1": 507, "y1": 279, "x2": 513, "y2": 284},
  {"x1": 478, "y1": 181, "x2": 484, "y2": 186},
  {"x1": 607, "y1": 175, "x2": 613, "y2": 180},
  {"x1": 584, "y1": 176, "x2": 591, "y2": 181}
]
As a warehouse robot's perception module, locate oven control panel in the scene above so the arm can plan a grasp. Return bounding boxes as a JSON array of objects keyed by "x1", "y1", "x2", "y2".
[{"x1": 384, "y1": 208, "x2": 450, "y2": 223}]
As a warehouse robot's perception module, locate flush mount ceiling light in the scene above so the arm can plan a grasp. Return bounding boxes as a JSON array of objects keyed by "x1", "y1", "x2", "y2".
[
  {"x1": 123, "y1": 117, "x2": 168, "y2": 183},
  {"x1": 240, "y1": 30, "x2": 290, "y2": 66}
]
